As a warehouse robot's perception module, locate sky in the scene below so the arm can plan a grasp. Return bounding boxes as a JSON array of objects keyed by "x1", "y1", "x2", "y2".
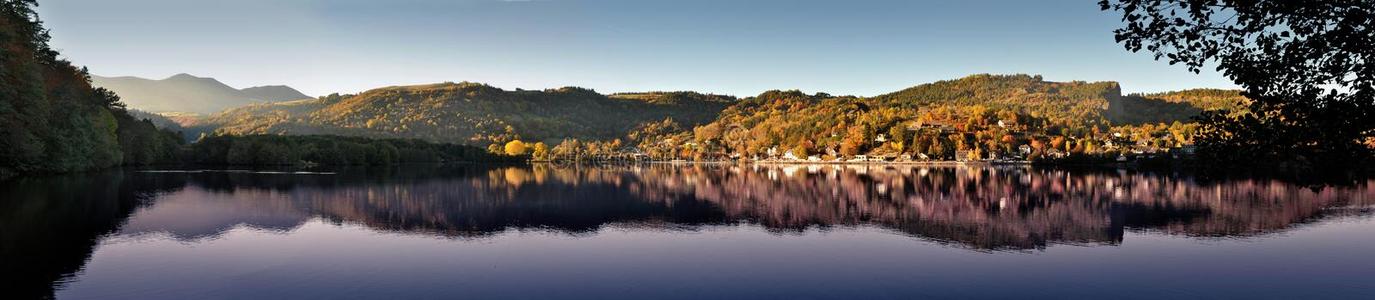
[{"x1": 38, "y1": 0, "x2": 1237, "y2": 97}]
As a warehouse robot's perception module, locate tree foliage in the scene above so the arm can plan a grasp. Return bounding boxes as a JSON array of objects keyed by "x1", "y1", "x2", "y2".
[
  {"x1": 1102, "y1": 0, "x2": 1375, "y2": 174},
  {"x1": 0, "y1": 0, "x2": 182, "y2": 177},
  {"x1": 504, "y1": 140, "x2": 528, "y2": 156},
  {"x1": 621, "y1": 74, "x2": 1216, "y2": 162},
  {"x1": 202, "y1": 84, "x2": 734, "y2": 146}
]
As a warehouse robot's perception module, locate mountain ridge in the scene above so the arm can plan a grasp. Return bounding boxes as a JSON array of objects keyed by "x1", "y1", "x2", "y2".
[
  {"x1": 90, "y1": 74, "x2": 311, "y2": 114},
  {"x1": 200, "y1": 82, "x2": 735, "y2": 145},
  {"x1": 194, "y1": 74, "x2": 1246, "y2": 155}
]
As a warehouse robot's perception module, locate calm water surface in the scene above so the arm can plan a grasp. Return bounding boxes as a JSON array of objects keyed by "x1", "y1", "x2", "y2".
[{"x1": 3, "y1": 164, "x2": 1374, "y2": 299}]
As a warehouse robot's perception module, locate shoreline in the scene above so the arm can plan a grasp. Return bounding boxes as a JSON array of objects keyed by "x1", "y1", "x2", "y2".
[
  {"x1": 746, "y1": 160, "x2": 1030, "y2": 166},
  {"x1": 539, "y1": 160, "x2": 1049, "y2": 167}
]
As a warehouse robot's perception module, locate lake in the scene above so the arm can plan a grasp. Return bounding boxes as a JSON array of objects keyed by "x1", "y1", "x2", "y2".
[{"x1": 3, "y1": 164, "x2": 1374, "y2": 299}]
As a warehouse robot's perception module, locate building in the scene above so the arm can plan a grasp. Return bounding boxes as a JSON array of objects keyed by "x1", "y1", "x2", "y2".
[{"x1": 783, "y1": 150, "x2": 801, "y2": 161}]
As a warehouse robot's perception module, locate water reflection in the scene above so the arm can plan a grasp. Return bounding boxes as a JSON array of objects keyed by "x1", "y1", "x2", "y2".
[
  {"x1": 0, "y1": 173, "x2": 184, "y2": 299},
  {"x1": 3, "y1": 164, "x2": 1373, "y2": 298},
  {"x1": 119, "y1": 165, "x2": 1374, "y2": 247}
]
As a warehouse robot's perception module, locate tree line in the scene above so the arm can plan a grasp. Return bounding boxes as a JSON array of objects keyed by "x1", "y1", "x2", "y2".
[
  {"x1": 528, "y1": 76, "x2": 1219, "y2": 163},
  {"x1": 2, "y1": 1, "x2": 513, "y2": 177},
  {"x1": 1, "y1": 0, "x2": 181, "y2": 178}
]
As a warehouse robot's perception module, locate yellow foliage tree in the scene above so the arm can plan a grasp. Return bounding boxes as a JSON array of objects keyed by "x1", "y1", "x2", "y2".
[
  {"x1": 504, "y1": 140, "x2": 528, "y2": 156},
  {"x1": 531, "y1": 142, "x2": 550, "y2": 160}
]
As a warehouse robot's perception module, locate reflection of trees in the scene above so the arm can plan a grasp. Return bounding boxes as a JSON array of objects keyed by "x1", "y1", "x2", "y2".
[
  {"x1": 6, "y1": 166, "x2": 1373, "y2": 296},
  {"x1": 0, "y1": 172, "x2": 185, "y2": 299},
  {"x1": 134, "y1": 165, "x2": 1375, "y2": 251},
  {"x1": 141, "y1": 166, "x2": 728, "y2": 238},
  {"x1": 619, "y1": 165, "x2": 1374, "y2": 249}
]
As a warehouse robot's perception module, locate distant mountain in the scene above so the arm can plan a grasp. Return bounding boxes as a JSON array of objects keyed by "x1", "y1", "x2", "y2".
[
  {"x1": 90, "y1": 74, "x2": 311, "y2": 114},
  {"x1": 202, "y1": 82, "x2": 735, "y2": 145},
  {"x1": 240, "y1": 85, "x2": 311, "y2": 103}
]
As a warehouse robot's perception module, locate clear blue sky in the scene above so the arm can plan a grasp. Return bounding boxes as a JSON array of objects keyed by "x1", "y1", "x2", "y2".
[{"x1": 38, "y1": 0, "x2": 1236, "y2": 97}]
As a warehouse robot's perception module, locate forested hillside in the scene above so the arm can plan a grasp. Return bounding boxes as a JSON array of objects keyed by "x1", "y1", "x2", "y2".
[
  {"x1": 203, "y1": 83, "x2": 735, "y2": 145},
  {"x1": 1, "y1": 0, "x2": 181, "y2": 178},
  {"x1": 872, "y1": 74, "x2": 1121, "y2": 124},
  {"x1": 616, "y1": 74, "x2": 1237, "y2": 162},
  {"x1": 1111, "y1": 89, "x2": 1249, "y2": 125},
  {"x1": 194, "y1": 74, "x2": 1242, "y2": 162},
  {"x1": 1, "y1": 0, "x2": 1253, "y2": 170}
]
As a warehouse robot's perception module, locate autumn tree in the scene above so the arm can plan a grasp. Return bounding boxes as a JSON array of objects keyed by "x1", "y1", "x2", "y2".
[
  {"x1": 839, "y1": 139, "x2": 861, "y2": 157},
  {"x1": 504, "y1": 140, "x2": 528, "y2": 156},
  {"x1": 531, "y1": 142, "x2": 550, "y2": 160}
]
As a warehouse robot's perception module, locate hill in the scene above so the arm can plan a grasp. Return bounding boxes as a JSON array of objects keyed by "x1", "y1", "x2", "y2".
[
  {"x1": 90, "y1": 74, "x2": 310, "y2": 114},
  {"x1": 622, "y1": 74, "x2": 1242, "y2": 161},
  {"x1": 202, "y1": 83, "x2": 736, "y2": 145},
  {"x1": 240, "y1": 85, "x2": 312, "y2": 103},
  {"x1": 872, "y1": 74, "x2": 1121, "y2": 124},
  {"x1": 198, "y1": 74, "x2": 1244, "y2": 161},
  {"x1": 1111, "y1": 89, "x2": 1250, "y2": 125}
]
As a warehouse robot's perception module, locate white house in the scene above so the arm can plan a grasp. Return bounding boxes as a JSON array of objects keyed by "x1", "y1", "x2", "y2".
[{"x1": 783, "y1": 150, "x2": 801, "y2": 161}]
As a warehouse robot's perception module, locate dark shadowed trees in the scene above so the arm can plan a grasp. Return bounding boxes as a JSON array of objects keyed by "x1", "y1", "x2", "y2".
[
  {"x1": 1100, "y1": 0, "x2": 1375, "y2": 176},
  {"x1": 2, "y1": 0, "x2": 183, "y2": 177}
]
